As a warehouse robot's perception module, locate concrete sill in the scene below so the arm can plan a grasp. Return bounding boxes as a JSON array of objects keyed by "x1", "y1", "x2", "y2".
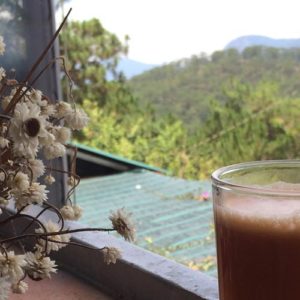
[
  {"x1": 1, "y1": 206, "x2": 219, "y2": 300},
  {"x1": 54, "y1": 219, "x2": 219, "y2": 300},
  {"x1": 10, "y1": 269, "x2": 112, "y2": 300}
]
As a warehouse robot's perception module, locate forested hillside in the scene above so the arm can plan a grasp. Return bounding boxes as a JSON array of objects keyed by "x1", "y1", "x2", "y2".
[
  {"x1": 61, "y1": 20, "x2": 300, "y2": 180},
  {"x1": 129, "y1": 47, "x2": 300, "y2": 129}
]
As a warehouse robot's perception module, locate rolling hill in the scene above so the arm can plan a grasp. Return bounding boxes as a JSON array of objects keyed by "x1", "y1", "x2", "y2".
[{"x1": 128, "y1": 45, "x2": 300, "y2": 129}]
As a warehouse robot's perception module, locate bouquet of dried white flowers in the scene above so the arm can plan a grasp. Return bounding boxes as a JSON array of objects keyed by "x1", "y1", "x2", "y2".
[{"x1": 0, "y1": 10, "x2": 135, "y2": 299}]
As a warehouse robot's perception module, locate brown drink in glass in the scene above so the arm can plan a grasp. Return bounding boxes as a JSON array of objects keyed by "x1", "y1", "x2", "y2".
[{"x1": 212, "y1": 161, "x2": 300, "y2": 300}]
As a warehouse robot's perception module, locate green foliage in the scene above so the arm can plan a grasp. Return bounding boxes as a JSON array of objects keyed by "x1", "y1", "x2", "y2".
[
  {"x1": 78, "y1": 98, "x2": 191, "y2": 176},
  {"x1": 192, "y1": 81, "x2": 300, "y2": 178},
  {"x1": 61, "y1": 19, "x2": 300, "y2": 180},
  {"x1": 129, "y1": 46, "x2": 300, "y2": 128},
  {"x1": 60, "y1": 18, "x2": 129, "y2": 107},
  {"x1": 60, "y1": 19, "x2": 195, "y2": 178}
]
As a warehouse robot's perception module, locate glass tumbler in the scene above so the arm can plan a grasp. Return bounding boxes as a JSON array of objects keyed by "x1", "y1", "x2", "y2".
[{"x1": 212, "y1": 160, "x2": 300, "y2": 300}]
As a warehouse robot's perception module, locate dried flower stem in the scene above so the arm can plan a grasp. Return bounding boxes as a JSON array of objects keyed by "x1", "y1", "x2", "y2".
[
  {"x1": 45, "y1": 165, "x2": 80, "y2": 201},
  {"x1": 45, "y1": 238, "x2": 107, "y2": 252},
  {"x1": 0, "y1": 10, "x2": 135, "y2": 296},
  {"x1": 30, "y1": 56, "x2": 75, "y2": 105},
  {"x1": 1, "y1": 227, "x2": 115, "y2": 244},
  {"x1": 20, "y1": 202, "x2": 65, "y2": 237}
]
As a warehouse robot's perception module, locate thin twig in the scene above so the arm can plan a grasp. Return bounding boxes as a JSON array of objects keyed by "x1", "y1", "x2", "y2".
[
  {"x1": 20, "y1": 202, "x2": 64, "y2": 236},
  {"x1": 0, "y1": 227, "x2": 115, "y2": 244},
  {"x1": 45, "y1": 238, "x2": 106, "y2": 252}
]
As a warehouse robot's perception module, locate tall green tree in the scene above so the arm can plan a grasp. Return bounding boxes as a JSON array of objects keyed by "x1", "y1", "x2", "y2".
[
  {"x1": 60, "y1": 18, "x2": 132, "y2": 109},
  {"x1": 60, "y1": 18, "x2": 192, "y2": 177}
]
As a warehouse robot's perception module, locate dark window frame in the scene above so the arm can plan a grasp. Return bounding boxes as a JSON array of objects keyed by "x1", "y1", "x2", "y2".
[{"x1": 3, "y1": 0, "x2": 68, "y2": 207}]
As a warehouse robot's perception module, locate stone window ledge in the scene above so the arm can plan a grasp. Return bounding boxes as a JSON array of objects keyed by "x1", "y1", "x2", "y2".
[
  {"x1": 1, "y1": 205, "x2": 219, "y2": 300},
  {"x1": 55, "y1": 219, "x2": 219, "y2": 300},
  {"x1": 10, "y1": 269, "x2": 112, "y2": 300}
]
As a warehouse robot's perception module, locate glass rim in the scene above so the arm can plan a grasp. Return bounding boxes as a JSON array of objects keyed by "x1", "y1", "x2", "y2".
[{"x1": 211, "y1": 160, "x2": 300, "y2": 197}]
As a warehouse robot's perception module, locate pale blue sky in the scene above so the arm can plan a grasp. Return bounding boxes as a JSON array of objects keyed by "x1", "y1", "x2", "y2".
[{"x1": 59, "y1": 0, "x2": 300, "y2": 64}]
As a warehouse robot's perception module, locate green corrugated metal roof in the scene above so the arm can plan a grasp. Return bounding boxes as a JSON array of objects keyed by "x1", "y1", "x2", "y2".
[
  {"x1": 71, "y1": 142, "x2": 166, "y2": 173},
  {"x1": 75, "y1": 169, "x2": 217, "y2": 276}
]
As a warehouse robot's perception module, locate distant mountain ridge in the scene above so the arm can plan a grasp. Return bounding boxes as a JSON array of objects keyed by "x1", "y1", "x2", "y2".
[
  {"x1": 225, "y1": 35, "x2": 300, "y2": 52},
  {"x1": 119, "y1": 36, "x2": 300, "y2": 79},
  {"x1": 117, "y1": 57, "x2": 158, "y2": 79}
]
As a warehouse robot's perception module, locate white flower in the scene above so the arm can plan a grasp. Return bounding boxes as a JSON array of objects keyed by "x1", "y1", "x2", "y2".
[
  {"x1": 25, "y1": 252, "x2": 57, "y2": 280},
  {"x1": 39, "y1": 130, "x2": 55, "y2": 147},
  {"x1": 29, "y1": 91, "x2": 56, "y2": 117},
  {"x1": 14, "y1": 182, "x2": 48, "y2": 210},
  {"x1": 9, "y1": 102, "x2": 48, "y2": 158},
  {"x1": 12, "y1": 280, "x2": 28, "y2": 294},
  {"x1": 44, "y1": 175, "x2": 55, "y2": 185},
  {"x1": 102, "y1": 247, "x2": 121, "y2": 265},
  {"x1": 35, "y1": 220, "x2": 70, "y2": 254},
  {"x1": 0, "y1": 251, "x2": 26, "y2": 281},
  {"x1": 28, "y1": 159, "x2": 45, "y2": 179},
  {"x1": 60, "y1": 205, "x2": 74, "y2": 220},
  {"x1": 28, "y1": 183, "x2": 48, "y2": 203},
  {"x1": 11, "y1": 172, "x2": 30, "y2": 192},
  {"x1": 54, "y1": 126, "x2": 71, "y2": 144},
  {"x1": 29, "y1": 89, "x2": 42, "y2": 103},
  {"x1": 109, "y1": 208, "x2": 136, "y2": 242},
  {"x1": 56, "y1": 102, "x2": 72, "y2": 118},
  {"x1": 0, "y1": 67, "x2": 5, "y2": 81},
  {"x1": 0, "y1": 276, "x2": 10, "y2": 300},
  {"x1": 41, "y1": 104, "x2": 56, "y2": 117},
  {"x1": 0, "y1": 36, "x2": 5, "y2": 55},
  {"x1": 0, "y1": 137, "x2": 9, "y2": 149},
  {"x1": 73, "y1": 205, "x2": 83, "y2": 219},
  {"x1": 60, "y1": 204, "x2": 82, "y2": 221},
  {"x1": 64, "y1": 108, "x2": 89, "y2": 130},
  {"x1": 11, "y1": 86, "x2": 30, "y2": 98},
  {"x1": 67, "y1": 176, "x2": 78, "y2": 187},
  {"x1": 43, "y1": 142, "x2": 65, "y2": 160}
]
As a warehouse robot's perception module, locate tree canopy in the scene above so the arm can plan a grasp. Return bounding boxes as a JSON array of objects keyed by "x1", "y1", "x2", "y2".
[
  {"x1": 60, "y1": 19, "x2": 300, "y2": 180},
  {"x1": 129, "y1": 46, "x2": 300, "y2": 129}
]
